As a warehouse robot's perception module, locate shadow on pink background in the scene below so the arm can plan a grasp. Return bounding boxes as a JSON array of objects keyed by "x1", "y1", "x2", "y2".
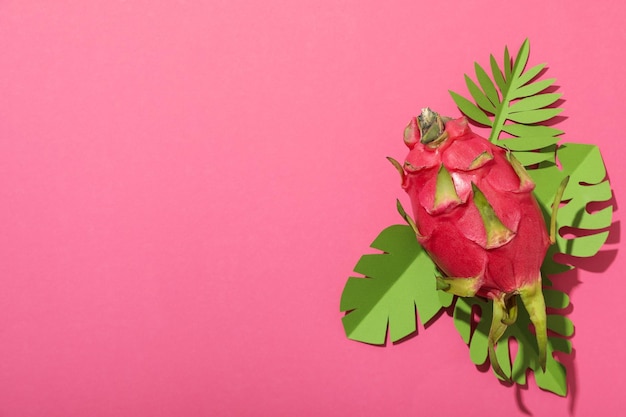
[{"x1": 0, "y1": 1, "x2": 623, "y2": 416}]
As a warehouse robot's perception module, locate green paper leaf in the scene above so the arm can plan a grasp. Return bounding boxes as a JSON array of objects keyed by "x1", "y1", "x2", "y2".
[
  {"x1": 503, "y1": 46, "x2": 512, "y2": 81},
  {"x1": 509, "y1": 93, "x2": 561, "y2": 113},
  {"x1": 465, "y1": 75, "x2": 496, "y2": 113},
  {"x1": 449, "y1": 90, "x2": 493, "y2": 126},
  {"x1": 501, "y1": 124, "x2": 563, "y2": 137},
  {"x1": 340, "y1": 225, "x2": 453, "y2": 344},
  {"x1": 499, "y1": 135, "x2": 561, "y2": 151},
  {"x1": 510, "y1": 39, "x2": 530, "y2": 81},
  {"x1": 447, "y1": 39, "x2": 562, "y2": 147},
  {"x1": 514, "y1": 62, "x2": 546, "y2": 87},
  {"x1": 510, "y1": 149, "x2": 555, "y2": 166},
  {"x1": 475, "y1": 62, "x2": 500, "y2": 106},
  {"x1": 547, "y1": 315, "x2": 574, "y2": 337},
  {"x1": 511, "y1": 78, "x2": 556, "y2": 99},
  {"x1": 543, "y1": 289, "x2": 570, "y2": 309},
  {"x1": 507, "y1": 108, "x2": 563, "y2": 124},
  {"x1": 490, "y1": 54, "x2": 506, "y2": 93},
  {"x1": 529, "y1": 143, "x2": 612, "y2": 258}
]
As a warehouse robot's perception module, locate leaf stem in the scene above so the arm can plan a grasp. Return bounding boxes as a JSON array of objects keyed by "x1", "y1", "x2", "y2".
[{"x1": 488, "y1": 39, "x2": 530, "y2": 144}]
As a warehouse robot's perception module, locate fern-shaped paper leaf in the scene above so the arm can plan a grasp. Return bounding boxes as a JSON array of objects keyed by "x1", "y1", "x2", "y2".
[
  {"x1": 449, "y1": 91, "x2": 493, "y2": 126},
  {"x1": 449, "y1": 38, "x2": 562, "y2": 160},
  {"x1": 340, "y1": 225, "x2": 453, "y2": 344}
]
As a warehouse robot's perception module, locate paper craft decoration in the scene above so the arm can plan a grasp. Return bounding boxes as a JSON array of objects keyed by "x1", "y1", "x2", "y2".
[{"x1": 340, "y1": 39, "x2": 613, "y2": 396}]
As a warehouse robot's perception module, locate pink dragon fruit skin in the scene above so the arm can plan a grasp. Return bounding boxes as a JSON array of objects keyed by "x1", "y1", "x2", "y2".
[{"x1": 390, "y1": 108, "x2": 552, "y2": 378}]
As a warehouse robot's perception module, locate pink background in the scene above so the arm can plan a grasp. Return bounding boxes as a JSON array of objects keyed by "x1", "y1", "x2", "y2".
[{"x1": 0, "y1": 1, "x2": 623, "y2": 416}]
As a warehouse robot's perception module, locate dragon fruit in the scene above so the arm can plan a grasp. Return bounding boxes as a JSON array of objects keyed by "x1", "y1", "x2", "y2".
[{"x1": 388, "y1": 108, "x2": 563, "y2": 378}]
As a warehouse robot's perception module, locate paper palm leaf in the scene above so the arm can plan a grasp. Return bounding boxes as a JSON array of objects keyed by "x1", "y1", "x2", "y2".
[{"x1": 449, "y1": 38, "x2": 563, "y2": 166}]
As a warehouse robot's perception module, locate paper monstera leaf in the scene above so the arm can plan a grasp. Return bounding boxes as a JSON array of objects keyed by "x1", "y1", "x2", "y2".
[
  {"x1": 340, "y1": 224, "x2": 453, "y2": 344},
  {"x1": 340, "y1": 39, "x2": 613, "y2": 396}
]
